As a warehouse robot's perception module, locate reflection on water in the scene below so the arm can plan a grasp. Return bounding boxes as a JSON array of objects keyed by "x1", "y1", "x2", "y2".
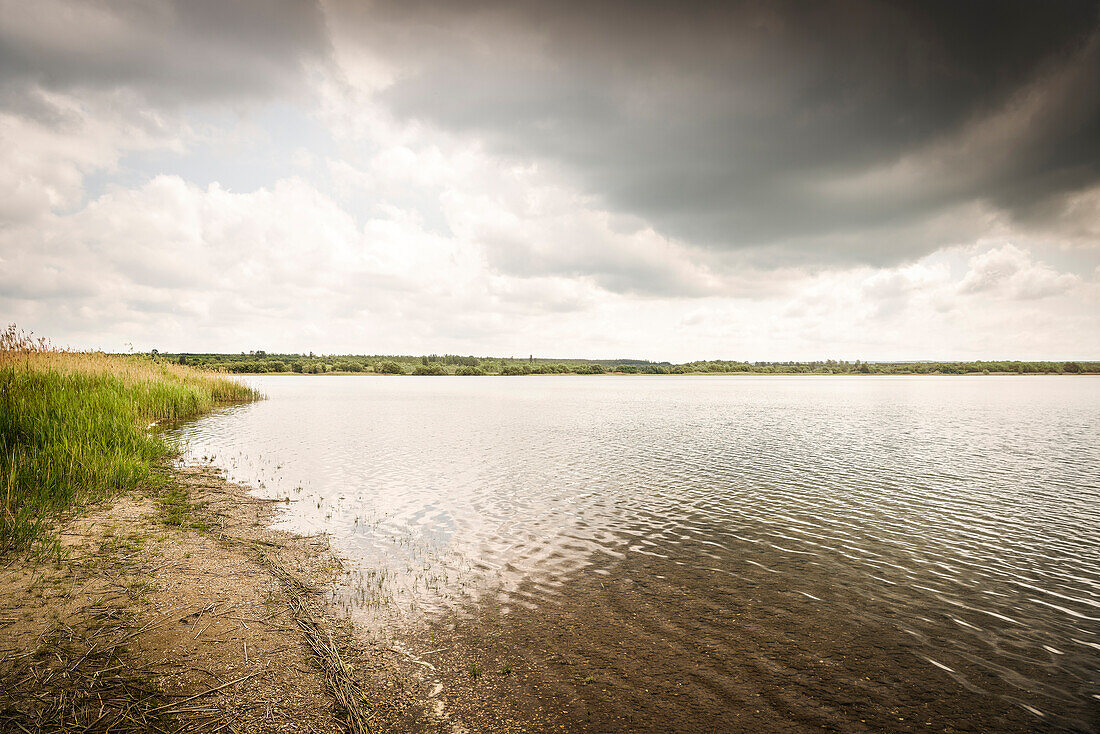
[{"x1": 168, "y1": 375, "x2": 1100, "y2": 730}]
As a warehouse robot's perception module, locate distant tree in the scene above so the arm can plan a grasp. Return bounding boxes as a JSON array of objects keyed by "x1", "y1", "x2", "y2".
[
  {"x1": 1064, "y1": 361, "x2": 1082, "y2": 373},
  {"x1": 378, "y1": 361, "x2": 404, "y2": 375},
  {"x1": 414, "y1": 362, "x2": 446, "y2": 375}
]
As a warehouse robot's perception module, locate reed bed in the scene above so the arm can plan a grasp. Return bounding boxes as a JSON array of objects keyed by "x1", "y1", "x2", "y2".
[{"x1": 0, "y1": 325, "x2": 258, "y2": 554}]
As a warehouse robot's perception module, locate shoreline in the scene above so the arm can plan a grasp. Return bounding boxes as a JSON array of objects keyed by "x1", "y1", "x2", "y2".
[
  {"x1": 1, "y1": 461, "x2": 1075, "y2": 732},
  {"x1": 0, "y1": 463, "x2": 420, "y2": 733},
  {"x1": 215, "y1": 371, "x2": 1100, "y2": 376}
]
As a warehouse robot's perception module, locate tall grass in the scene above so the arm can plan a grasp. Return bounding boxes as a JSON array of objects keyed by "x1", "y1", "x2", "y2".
[{"x1": 0, "y1": 325, "x2": 259, "y2": 554}]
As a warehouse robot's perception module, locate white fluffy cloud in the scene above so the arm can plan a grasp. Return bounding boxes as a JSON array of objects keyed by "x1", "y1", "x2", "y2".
[
  {"x1": 3, "y1": 165, "x2": 1095, "y2": 359},
  {"x1": 959, "y1": 244, "x2": 1080, "y2": 300},
  {"x1": 0, "y1": 88, "x2": 185, "y2": 225}
]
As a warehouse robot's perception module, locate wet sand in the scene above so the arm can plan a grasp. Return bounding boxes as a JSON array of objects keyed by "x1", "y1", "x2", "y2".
[{"x1": 0, "y1": 466, "x2": 415, "y2": 733}]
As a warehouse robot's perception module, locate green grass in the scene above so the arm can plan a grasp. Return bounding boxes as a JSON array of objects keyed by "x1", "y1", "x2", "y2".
[{"x1": 0, "y1": 327, "x2": 258, "y2": 554}]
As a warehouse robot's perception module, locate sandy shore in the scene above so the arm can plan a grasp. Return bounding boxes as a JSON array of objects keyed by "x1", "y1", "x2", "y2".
[{"x1": 0, "y1": 465, "x2": 425, "y2": 733}]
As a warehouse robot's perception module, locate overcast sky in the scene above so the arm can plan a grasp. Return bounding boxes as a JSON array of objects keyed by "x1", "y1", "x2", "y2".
[{"x1": 2, "y1": 0, "x2": 1098, "y2": 360}]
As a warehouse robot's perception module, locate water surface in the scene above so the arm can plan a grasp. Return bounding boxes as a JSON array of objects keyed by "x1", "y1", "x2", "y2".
[{"x1": 169, "y1": 375, "x2": 1100, "y2": 731}]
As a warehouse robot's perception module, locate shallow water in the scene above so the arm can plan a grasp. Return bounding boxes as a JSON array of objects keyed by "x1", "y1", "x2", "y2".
[{"x1": 168, "y1": 375, "x2": 1100, "y2": 731}]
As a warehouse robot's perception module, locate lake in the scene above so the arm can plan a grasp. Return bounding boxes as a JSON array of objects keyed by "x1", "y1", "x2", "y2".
[{"x1": 168, "y1": 375, "x2": 1100, "y2": 732}]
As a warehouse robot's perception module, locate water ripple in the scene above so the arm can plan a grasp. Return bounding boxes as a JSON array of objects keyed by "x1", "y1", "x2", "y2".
[{"x1": 168, "y1": 375, "x2": 1100, "y2": 731}]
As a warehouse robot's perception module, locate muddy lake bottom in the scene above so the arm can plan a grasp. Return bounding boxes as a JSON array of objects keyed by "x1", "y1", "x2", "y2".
[
  {"x1": 400, "y1": 561, "x2": 1048, "y2": 732},
  {"x1": 170, "y1": 375, "x2": 1100, "y2": 732}
]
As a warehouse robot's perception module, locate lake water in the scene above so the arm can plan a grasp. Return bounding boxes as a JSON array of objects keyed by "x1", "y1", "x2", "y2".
[{"x1": 168, "y1": 375, "x2": 1100, "y2": 732}]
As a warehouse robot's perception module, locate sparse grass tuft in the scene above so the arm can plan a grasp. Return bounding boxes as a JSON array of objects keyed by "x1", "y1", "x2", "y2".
[
  {"x1": 158, "y1": 486, "x2": 210, "y2": 532},
  {"x1": 0, "y1": 324, "x2": 258, "y2": 553}
]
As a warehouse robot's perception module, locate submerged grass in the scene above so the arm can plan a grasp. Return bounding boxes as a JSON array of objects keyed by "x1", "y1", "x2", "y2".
[{"x1": 0, "y1": 325, "x2": 258, "y2": 554}]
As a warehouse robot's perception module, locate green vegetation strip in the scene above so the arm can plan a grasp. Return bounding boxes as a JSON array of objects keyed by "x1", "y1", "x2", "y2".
[
  {"x1": 0, "y1": 326, "x2": 258, "y2": 554},
  {"x1": 164, "y1": 350, "x2": 1097, "y2": 376}
]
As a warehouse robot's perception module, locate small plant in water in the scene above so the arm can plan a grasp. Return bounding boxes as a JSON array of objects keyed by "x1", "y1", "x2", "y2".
[{"x1": 468, "y1": 662, "x2": 482, "y2": 679}]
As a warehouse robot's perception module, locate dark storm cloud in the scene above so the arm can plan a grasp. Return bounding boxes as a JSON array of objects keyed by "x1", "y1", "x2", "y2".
[
  {"x1": 0, "y1": 0, "x2": 329, "y2": 109},
  {"x1": 337, "y1": 0, "x2": 1100, "y2": 265}
]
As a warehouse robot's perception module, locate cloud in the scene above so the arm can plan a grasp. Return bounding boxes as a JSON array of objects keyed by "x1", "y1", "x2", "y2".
[
  {"x1": 0, "y1": 0, "x2": 1097, "y2": 359},
  {"x1": 0, "y1": 172, "x2": 624, "y2": 352},
  {"x1": 5, "y1": 170, "x2": 1094, "y2": 359},
  {"x1": 437, "y1": 167, "x2": 727, "y2": 297},
  {"x1": 0, "y1": 0, "x2": 332, "y2": 227},
  {"x1": 959, "y1": 244, "x2": 1081, "y2": 300},
  {"x1": 0, "y1": 0, "x2": 329, "y2": 107},
  {"x1": 323, "y1": 127, "x2": 753, "y2": 298},
  {"x1": 328, "y1": 0, "x2": 1100, "y2": 266},
  {"x1": 0, "y1": 89, "x2": 186, "y2": 225}
]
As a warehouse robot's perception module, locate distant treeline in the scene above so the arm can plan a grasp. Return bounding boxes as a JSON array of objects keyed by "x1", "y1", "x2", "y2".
[{"x1": 152, "y1": 351, "x2": 1098, "y2": 376}]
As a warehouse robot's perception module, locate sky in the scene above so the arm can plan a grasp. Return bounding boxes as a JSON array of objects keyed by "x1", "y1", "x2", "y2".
[{"x1": 1, "y1": 0, "x2": 1098, "y2": 361}]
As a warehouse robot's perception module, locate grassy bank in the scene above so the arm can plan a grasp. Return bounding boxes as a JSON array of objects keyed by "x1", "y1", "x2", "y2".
[{"x1": 0, "y1": 327, "x2": 258, "y2": 554}]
